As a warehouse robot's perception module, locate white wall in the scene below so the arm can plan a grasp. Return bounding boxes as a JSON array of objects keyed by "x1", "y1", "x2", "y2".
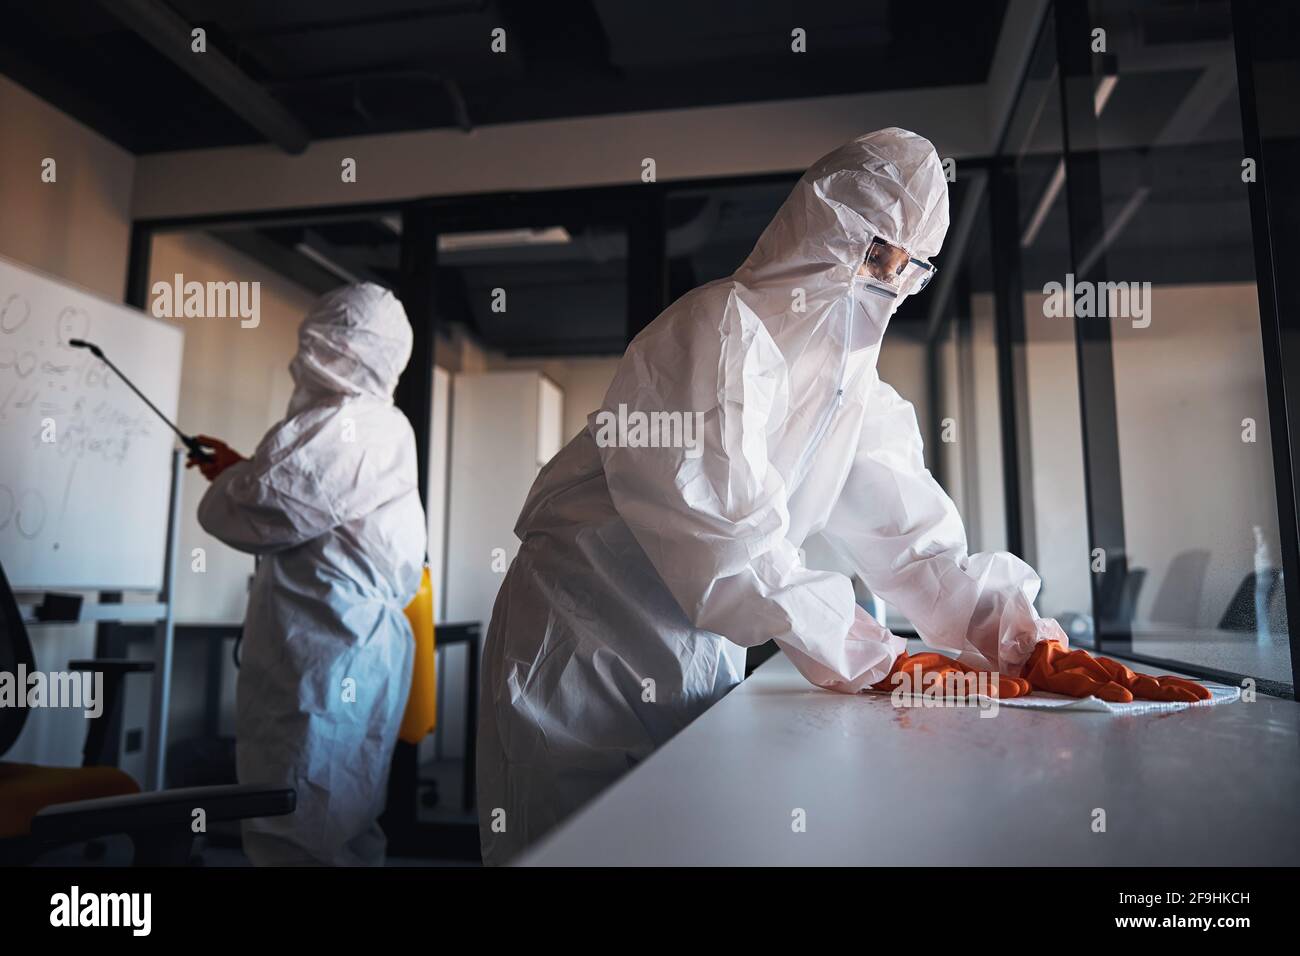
[
  {"x1": 440, "y1": 370, "x2": 563, "y2": 759},
  {"x1": 443, "y1": 370, "x2": 555, "y2": 629},
  {"x1": 441, "y1": 326, "x2": 621, "y2": 440},
  {"x1": 1, "y1": 75, "x2": 136, "y2": 767},
  {"x1": 1022, "y1": 291, "x2": 1093, "y2": 619},
  {"x1": 131, "y1": 85, "x2": 989, "y2": 220},
  {"x1": 929, "y1": 295, "x2": 1008, "y2": 556},
  {"x1": 147, "y1": 231, "x2": 316, "y2": 624},
  {"x1": 498, "y1": 355, "x2": 621, "y2": 443},
  {"x1": 0, "y1": 75, "x2": 134, "y2": 300}
]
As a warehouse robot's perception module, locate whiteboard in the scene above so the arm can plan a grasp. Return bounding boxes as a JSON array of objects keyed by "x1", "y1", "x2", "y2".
[{"x1": 0, "y1": 254, "x2": 184, "y2": 591}]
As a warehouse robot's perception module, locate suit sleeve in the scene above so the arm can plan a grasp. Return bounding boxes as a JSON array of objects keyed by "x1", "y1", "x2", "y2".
[
  {"x1": 198, "y1": 404, "x2": 416, "y2": 556},
  {"x1": 820, "y1": 375, "x2": 1062, "y2": 672},
  {"x1": 599, "y1": 292, "x2": 902, "y2": 692}
]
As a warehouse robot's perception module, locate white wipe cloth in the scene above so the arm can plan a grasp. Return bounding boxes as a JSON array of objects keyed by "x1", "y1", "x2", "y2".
[
  {"x1": 989, "y1": 683, "x2": 1240, "y2": 714},
  {"x1": 867, "y1": 683, "x2": 1240, "y2": 714}
]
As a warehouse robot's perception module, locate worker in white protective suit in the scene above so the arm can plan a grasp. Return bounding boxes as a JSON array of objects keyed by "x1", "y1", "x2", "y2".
[
  {"x1": 195, "y1": 282, "x2": 426, "y2": 866},
  {"x1": 477, "y1": 128, "x2": 1069, "y2": 866}
]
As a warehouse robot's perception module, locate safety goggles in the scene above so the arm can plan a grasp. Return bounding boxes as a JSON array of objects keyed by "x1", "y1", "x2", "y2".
[{"x1": 861, "y1": 236, "x2": 937, "y2": 298}]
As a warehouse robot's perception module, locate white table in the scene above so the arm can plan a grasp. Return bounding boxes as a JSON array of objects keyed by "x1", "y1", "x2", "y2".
[{"x1": 520, "y1": 649, "x2": 1300, "y2": 865}]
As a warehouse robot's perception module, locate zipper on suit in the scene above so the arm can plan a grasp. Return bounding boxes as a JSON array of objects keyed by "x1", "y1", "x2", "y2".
[{"x1": 792, "y1": 303, "x2": 851, "y2": 485}]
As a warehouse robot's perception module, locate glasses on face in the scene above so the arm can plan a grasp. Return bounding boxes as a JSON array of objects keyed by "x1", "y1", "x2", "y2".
[{"x1": 863, "y1": 236, "x2": 937, "y2": 296}]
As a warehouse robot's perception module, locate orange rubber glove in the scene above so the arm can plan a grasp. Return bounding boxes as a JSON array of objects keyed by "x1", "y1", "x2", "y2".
[
  {"x1": 1021, "y1": 641, "x2": 1211, "y2": 703},
  {"x1": 872, "y1": 651, "x2": 1032, "y2": 699}
]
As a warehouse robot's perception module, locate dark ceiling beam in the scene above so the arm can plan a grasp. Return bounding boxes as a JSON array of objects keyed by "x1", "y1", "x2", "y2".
[
  {"x1": 298, "y1": 230, "x2": 387, "y2": 287},
  {"x1": 986, "y1": 0, "x2": 1051, "y2": 153},
  {"x1": 98, "y1": 0, "x2": 311, "y2": 155},
  {"x1": 265, "y1": 70, "x2": 474, "y2": 133},
  {"x1": 210, "y1": 230, "x2": 337, "y2": 296}
]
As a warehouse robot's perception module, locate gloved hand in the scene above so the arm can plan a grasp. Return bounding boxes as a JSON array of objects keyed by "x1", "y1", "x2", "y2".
[
  {"x1": 872, "y1": 650, "x2": 1032, "y2": 699},
  {"x1": 1021, "y1": 641, "x2": 1211, "y2": 703},
  {"x1": 187, "y1": 434, "x2": 248, "y2": 482}
]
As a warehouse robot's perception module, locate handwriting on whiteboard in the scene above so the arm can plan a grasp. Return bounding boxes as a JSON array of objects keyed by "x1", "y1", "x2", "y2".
[{"x1": 0, "y1": 291, "x2": 156, "y2": 549}]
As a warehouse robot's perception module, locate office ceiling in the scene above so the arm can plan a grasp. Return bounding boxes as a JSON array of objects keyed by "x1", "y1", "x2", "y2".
[
  {"x1": 5, "y1": 1, "x2": 1252, "y2": 359},
  {"x1": 200, "y1": 172, "x2": 978, "y2": 357},
  {"x1": 0, "y1": 0, "x2": 1007, "y2": 154}
]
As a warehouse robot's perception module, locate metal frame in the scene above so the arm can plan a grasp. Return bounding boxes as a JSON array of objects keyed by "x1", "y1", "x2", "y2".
[
  {"x1": 626, "y1": 186, "x2": 670, "y2": 340},
  {"x1": 1053, "y1": 0, "x2": 1131, "y2": 650},
  {"x1": 926, "y1": 317, "x2": 945, "y2": 488},
  {"x1": 1231, "y1": 0, "x2": 1300, "y2": 695},
  {"x1": 955, "y1": 272, "x2": 982, "y2": 546},
  {"x1": 395, "y1": 204, "x2": 439, "y2": 508},
  {"x1": 142, "y1": 448, "x2": 182, "y2": 791},
  {"x1": 987, "y1": 156, "x2": 1035, "y2": 564}
]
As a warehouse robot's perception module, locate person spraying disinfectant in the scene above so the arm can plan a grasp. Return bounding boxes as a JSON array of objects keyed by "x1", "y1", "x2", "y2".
[{"x1": 192, "y1": 283, "x2": 425, "y2": 866}]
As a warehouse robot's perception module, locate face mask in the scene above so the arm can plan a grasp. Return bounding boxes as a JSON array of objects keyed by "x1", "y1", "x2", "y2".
[{"x1": 849, "y1": 275, "x2": 899, "y2": 354}]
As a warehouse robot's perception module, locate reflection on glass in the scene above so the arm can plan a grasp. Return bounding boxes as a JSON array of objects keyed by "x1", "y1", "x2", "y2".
[
  {"x1": 1083, "y1": 0, "x2": 1288, "y2": 681},
  {"x1": 1009, "y1": 9, "x2": 1095, "y2": 639},
  {"x1": 969, "y1": 290, "x2": 1007, "y2": 554},
  {"x1": 930, "y1": 264, "x2": 1006, "y2": 553}
]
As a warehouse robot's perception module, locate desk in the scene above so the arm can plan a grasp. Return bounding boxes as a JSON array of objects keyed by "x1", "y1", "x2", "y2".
[{"x1": 520, "y1": 649, "x2": 1300, "y2": 865}]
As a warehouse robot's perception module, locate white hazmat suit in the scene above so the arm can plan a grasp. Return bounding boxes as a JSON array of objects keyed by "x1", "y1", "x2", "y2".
[
  {"x1": 199, "y1": 283, "x2": 426, "y2": 866},
  {"x1": 477, "y1": 129, "x2": 1065, "y2": 865}
]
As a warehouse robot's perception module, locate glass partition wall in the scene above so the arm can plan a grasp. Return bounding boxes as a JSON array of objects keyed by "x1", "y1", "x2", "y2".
[
  {"x1": 959, "y1": 0, "x2": 1296, "y2": 691},
  {"x1": 1080, "y1": 0, "x2": 1286, "y2": 683}
]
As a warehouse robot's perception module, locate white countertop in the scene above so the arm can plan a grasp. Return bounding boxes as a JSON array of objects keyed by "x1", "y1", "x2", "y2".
[{"x1": 520, "y1": 648, "x2": 1300, "y2": 865}]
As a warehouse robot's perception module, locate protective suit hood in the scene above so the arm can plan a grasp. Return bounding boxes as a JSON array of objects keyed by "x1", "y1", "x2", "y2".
[
  {"x1": 724, "y1": 128, "x2": 951, "y2": 492},
  {"x1": 737, "y1": 127, "x2": 949, "y2": 290},
  {"x1": 288, "y1": 282, "x2": 413, "y2": 412}
]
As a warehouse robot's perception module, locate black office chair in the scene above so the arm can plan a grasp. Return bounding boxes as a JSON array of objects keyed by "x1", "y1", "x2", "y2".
[
  {"x1": 1096, "y1": 557, "x2": 1146, "y2": 632},
  {"x1": 1219, "y1": 568, "x2": 1286, "y2": 633},
  {"x1": 0, "y1": 559, "x2": 295, "y2": 865}
]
